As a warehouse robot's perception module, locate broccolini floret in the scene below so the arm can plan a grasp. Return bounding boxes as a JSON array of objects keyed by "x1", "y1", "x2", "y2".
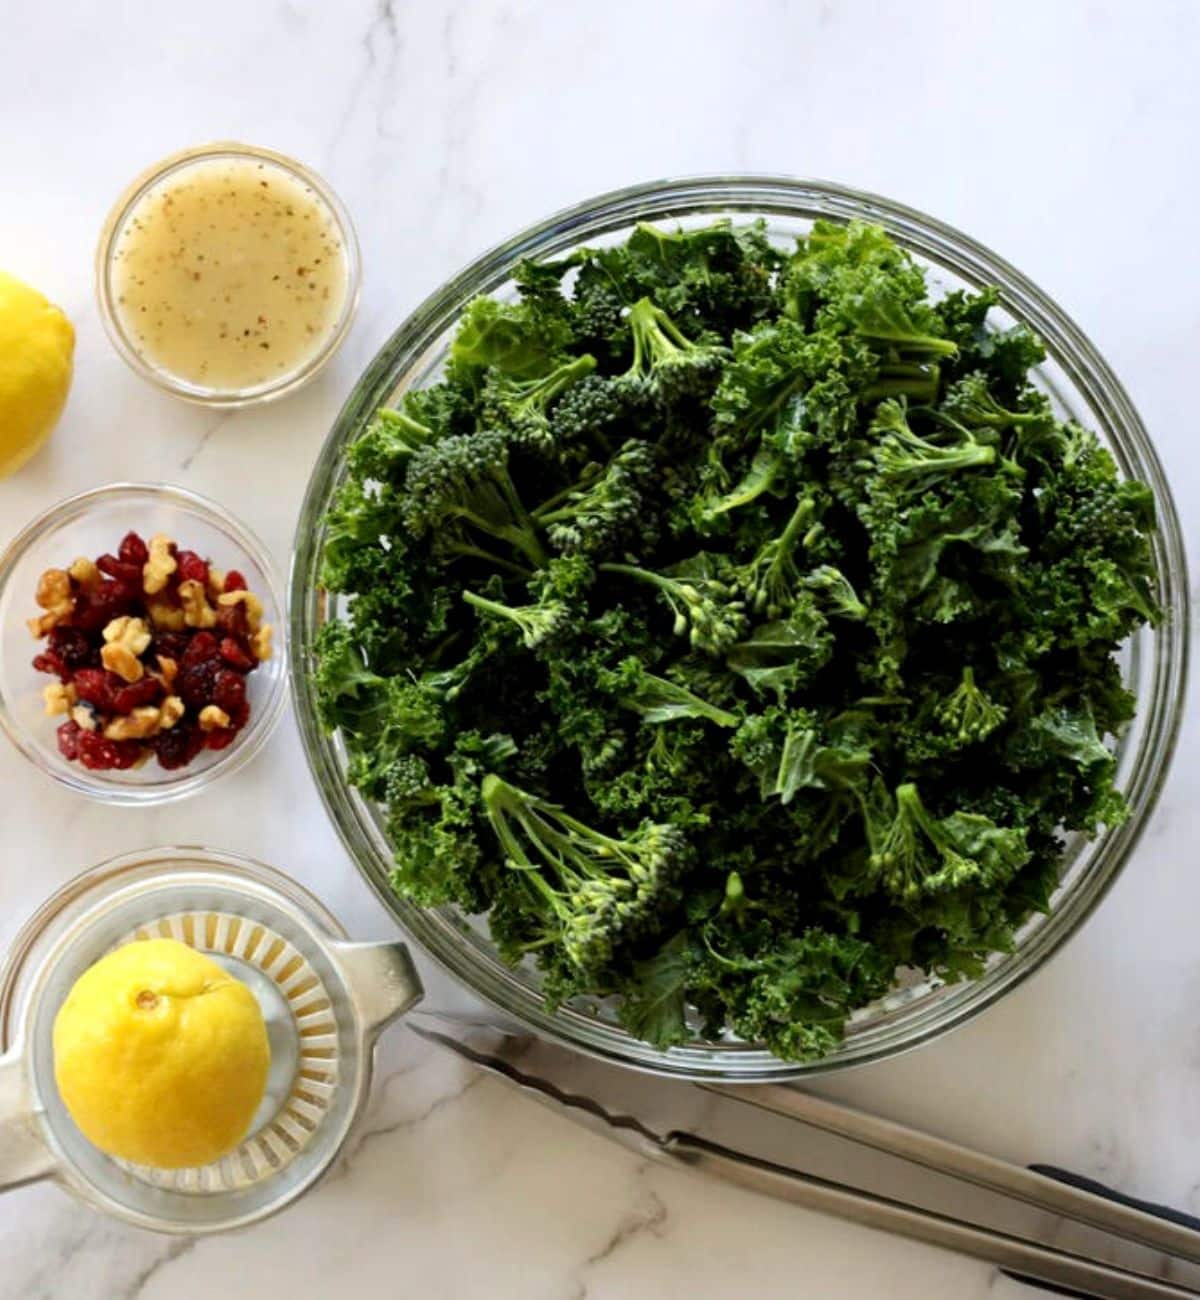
[
  {"x1": 463, "y1": 589, "x2": 570, "y2": 649},
  {"x1": 618, "y1": 297, "x2": 729, "y2": 406},
  {"x1": 865, "y1": 783, "x2": 1030, "y2": 903},
  {"x1": 934, "y1": 666, "x2": 1007, "y2": 745},
  {"x1": 599, "y1": 560, "x2": 748, "y2": 656},
  {"x1": 481, "y1": 354, "x2": 597, "y2": 451},
  {"x1": 482, "y1": 774, "x2": 690, "y2": 974},
  {"x1": 804, "y1": 565, "x2": 868, "y2": 620},
  {"x1": 869, "y1": 398, "x2": 996, "y2": 488},
  {"x1": 535, "y1": 438, "x2": 658, "y2": 557},
  {"x1": 402, "y1": 429, "x2": 548, "y2": 568}
]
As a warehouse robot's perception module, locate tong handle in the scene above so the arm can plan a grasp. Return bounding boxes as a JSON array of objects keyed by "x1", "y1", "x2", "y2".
[
  {"x1": 1005, "y1": 1167, "x2": 1200, "y2": 1298},
  {"x1": 703, "y1": 1083, "x2": 1200, "y2": 1268},
  {"x1": 1029, "y1": 1166, "x2": 1200, "y2": 1235},
  {"x1": 663, "y1": 1132, "x2": 1197, "y2": 1300},
  {"x1": 0, "y1": 1046, "x2": 55, "y2": 1193}
]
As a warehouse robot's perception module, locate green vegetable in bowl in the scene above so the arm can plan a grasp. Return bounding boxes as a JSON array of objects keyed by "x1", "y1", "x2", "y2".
[{"x1": 314, "y1": 217, "x2": 1159, "y2": 1062}]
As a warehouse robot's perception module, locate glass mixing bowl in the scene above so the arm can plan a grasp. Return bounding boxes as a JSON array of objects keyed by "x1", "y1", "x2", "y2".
[{"x1": 290, "y1": 177, "x2": 1189, "y2": 1081}]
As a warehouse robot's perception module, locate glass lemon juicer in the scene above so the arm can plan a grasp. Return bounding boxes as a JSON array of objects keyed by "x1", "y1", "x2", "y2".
[{"x1": 0, "y1": 847, "x2": 422, "y2": 1233}]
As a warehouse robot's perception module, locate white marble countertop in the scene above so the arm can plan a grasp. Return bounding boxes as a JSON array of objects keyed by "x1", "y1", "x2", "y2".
[{"x1": 2, "y1": 1, "x2": 1198, "y2": 1295}]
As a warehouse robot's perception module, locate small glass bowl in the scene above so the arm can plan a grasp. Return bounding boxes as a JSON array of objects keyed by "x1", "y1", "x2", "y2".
[
  {"x1": 0, "y1": 483, "x2": 287, "y2": 804},
  {"x1": 95, "y1": 142, "x2": 361, "y2": 408}
]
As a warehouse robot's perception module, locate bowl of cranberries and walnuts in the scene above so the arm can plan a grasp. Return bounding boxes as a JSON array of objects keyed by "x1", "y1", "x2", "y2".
[{"x1": 0, "y1": 484, "x2": 287, "y2": 803}]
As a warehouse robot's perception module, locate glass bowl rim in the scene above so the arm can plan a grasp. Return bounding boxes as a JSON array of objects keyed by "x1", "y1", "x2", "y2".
[
  {"x1": 0, "y1": 480, "x2": 289, "y2": 805},
  {"x1": 94, "y1": 140, "x2": 362, "y2": 409},
  {"x1": 289, "y1": 174, "x2": 1190, "y2": 1080}
]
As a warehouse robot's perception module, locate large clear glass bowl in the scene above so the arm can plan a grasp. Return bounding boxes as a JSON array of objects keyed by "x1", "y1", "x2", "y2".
[{"x1": 290, "y1": 177, "x2": 1189, "y2": 1080}]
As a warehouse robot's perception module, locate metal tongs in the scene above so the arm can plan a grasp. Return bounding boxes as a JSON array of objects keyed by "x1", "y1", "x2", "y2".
[{"x1": 412, "y1": 1014, "x2": 1200, "y2": 1300}]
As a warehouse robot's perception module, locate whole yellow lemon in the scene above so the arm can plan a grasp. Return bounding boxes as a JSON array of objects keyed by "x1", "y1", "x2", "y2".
[
  {"x1": 0, "y1": 270, "x2": 75, "y2": 478},
  {"x1": 53, "y1": 938, "x2": 270, "y2": 1169}
]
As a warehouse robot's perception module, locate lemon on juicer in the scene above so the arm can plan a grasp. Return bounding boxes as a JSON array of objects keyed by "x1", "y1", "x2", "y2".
[
  {"x1": 0, "y1": 269, "x2": 74, "y2": 477},
  {"x1": 53, "y1": 938, "x2": 271, "y2": 1169}
]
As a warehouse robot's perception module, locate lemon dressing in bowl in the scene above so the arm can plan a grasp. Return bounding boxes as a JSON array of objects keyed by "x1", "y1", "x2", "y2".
[{"x1": 97, "y1": 144, "x2": 360, "y2": 406}]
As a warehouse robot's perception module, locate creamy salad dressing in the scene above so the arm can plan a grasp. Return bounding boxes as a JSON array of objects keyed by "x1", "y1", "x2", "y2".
[{"x1": 109, "y1": 156, "x2": 349, "y2": 391}]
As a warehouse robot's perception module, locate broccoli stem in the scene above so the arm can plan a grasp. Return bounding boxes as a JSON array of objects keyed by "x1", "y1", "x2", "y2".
[
  {"x1": 864, "y1": 363, "x2": 942, "y2": 403},
  {"x1": 451, "y1": 487, "x2": 549, "y2": 568},
  {"x1": 531, "y1": 463, "x2": 605, "y2": 523},
  {"x1": 483, "y1": 774, "x2": 624, "y2": 887},
  {"x1": 618, "y1": 670, "x2": 740, "y2": 728},
  {"x1": 463, "y1": 589, "x2": 566, "y2": 648},
  {"x1": 628, "y1": 296, "x2": 694, "y2": 367},
  {"x1": 703, "y1": 447, "x2": 783, "y2": 519},
  {"x1": 775, "y1": 495, "x2": 816, "y2": 558},
  {"x1": 443, "y1": 540, "x2": 534, "y2": 578},
  {"x1": 530, "y1": 354, "x2": 598, "y2": 405},
  {"x1": 746, "y1": 496, "x2": 816, "y2": 614},
  {"x1": 599, "y1": 562, "x2": 704, "y2": 634},
  {"x1": 378, "y1": 407, "x2": 435, "y2": 445}
]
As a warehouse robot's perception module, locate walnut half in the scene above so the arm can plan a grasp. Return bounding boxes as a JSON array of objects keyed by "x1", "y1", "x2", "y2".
[
  {"x1": 42, "y1": 681, "x2": 77, "y2": 716},
  {"x1": 178, "y1": 579, "x2": 218, "y2": 628},
  {"x1": 217, "y1": 588, "x2": 263, "y2": 630},
  {"x1": 104, "y1": 706, "x2": 163, "y2": 741},
  {"x1": 143, "y1": 534, "x2": 177, "y2": 595},
  {"x1": 28, "y1": 568, "x2": 73, "y2": 637},
  {"x1": 100, "y1": 616, "x2": 152, "y2": 683}
]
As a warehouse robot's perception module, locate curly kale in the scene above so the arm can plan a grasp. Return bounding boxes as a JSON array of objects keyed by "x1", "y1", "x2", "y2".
[{"x1": 317, "y1": 216, "x2": 1160, "y2": 1063}]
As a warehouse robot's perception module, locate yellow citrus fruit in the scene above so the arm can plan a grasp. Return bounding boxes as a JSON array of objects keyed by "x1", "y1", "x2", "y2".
[
  {"x1": 53, "y1": 938, "x2": 270, "y2": 1169},
  {"x1": 0, "y1": 270, "x2": 75, "y2": 478}
]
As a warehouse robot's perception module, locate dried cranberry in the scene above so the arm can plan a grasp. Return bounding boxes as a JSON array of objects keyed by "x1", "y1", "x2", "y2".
[
  {"x1": 223, "y1": 570, "x2": 247, "y2": 593},
  {"x1": 180, "y1": 631, "x2": 220, "y2": 670},
  {"x1": 228, "y1": 699, "x2": 250, "y2": 729},
  {"x1": 206, "y1": 726, "x2": 238, "y2": 750},
  {"x1": 218, "y1": 637, "x2": 254, "y2": 671},
  {"x1": 32, "y1": 649, "x2": 69, "y2": 681},
  {"x1": 57, "y1": 720, "x2": 82, "y2": 761},
  {"x1": 96, "y1": 555, "x2": 142, "y2": 587},
  {"x1": 77, "y1": 730, "x2": 140, "y2": 771},
  {"x1": 73, "y1": 668, "x2": 122, "y2": 711},
  {"x1": 176, "y1": 550, "x2": 209, "y2": 584},
  {"x1": 110, "y1": 676, "x2": 162, "y2": 715},
  {"x1": 117, "y1": 531, "x2": 150, "y2": 566},
  {"x1": 212, "y1": 668, "x2": 247, "y2": 716},
  {"x1": 216, "y1": 600, "x2": 249, "y2": 641},
  {"x1": 73, "y1": 583, "x2": 134, "y2": 632},
  {"x1": 151, "y1": 629, "x2": 191, "y2": 663},
  {"x1": 178, "y1": 659, "x2": 221, "y2": 709},
  {"x1": 153, "y1": 722, "x2": 206, "y2": 770},
  {"x1": 47, "y1": 626, "x2": 97, "y2": 670}
]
